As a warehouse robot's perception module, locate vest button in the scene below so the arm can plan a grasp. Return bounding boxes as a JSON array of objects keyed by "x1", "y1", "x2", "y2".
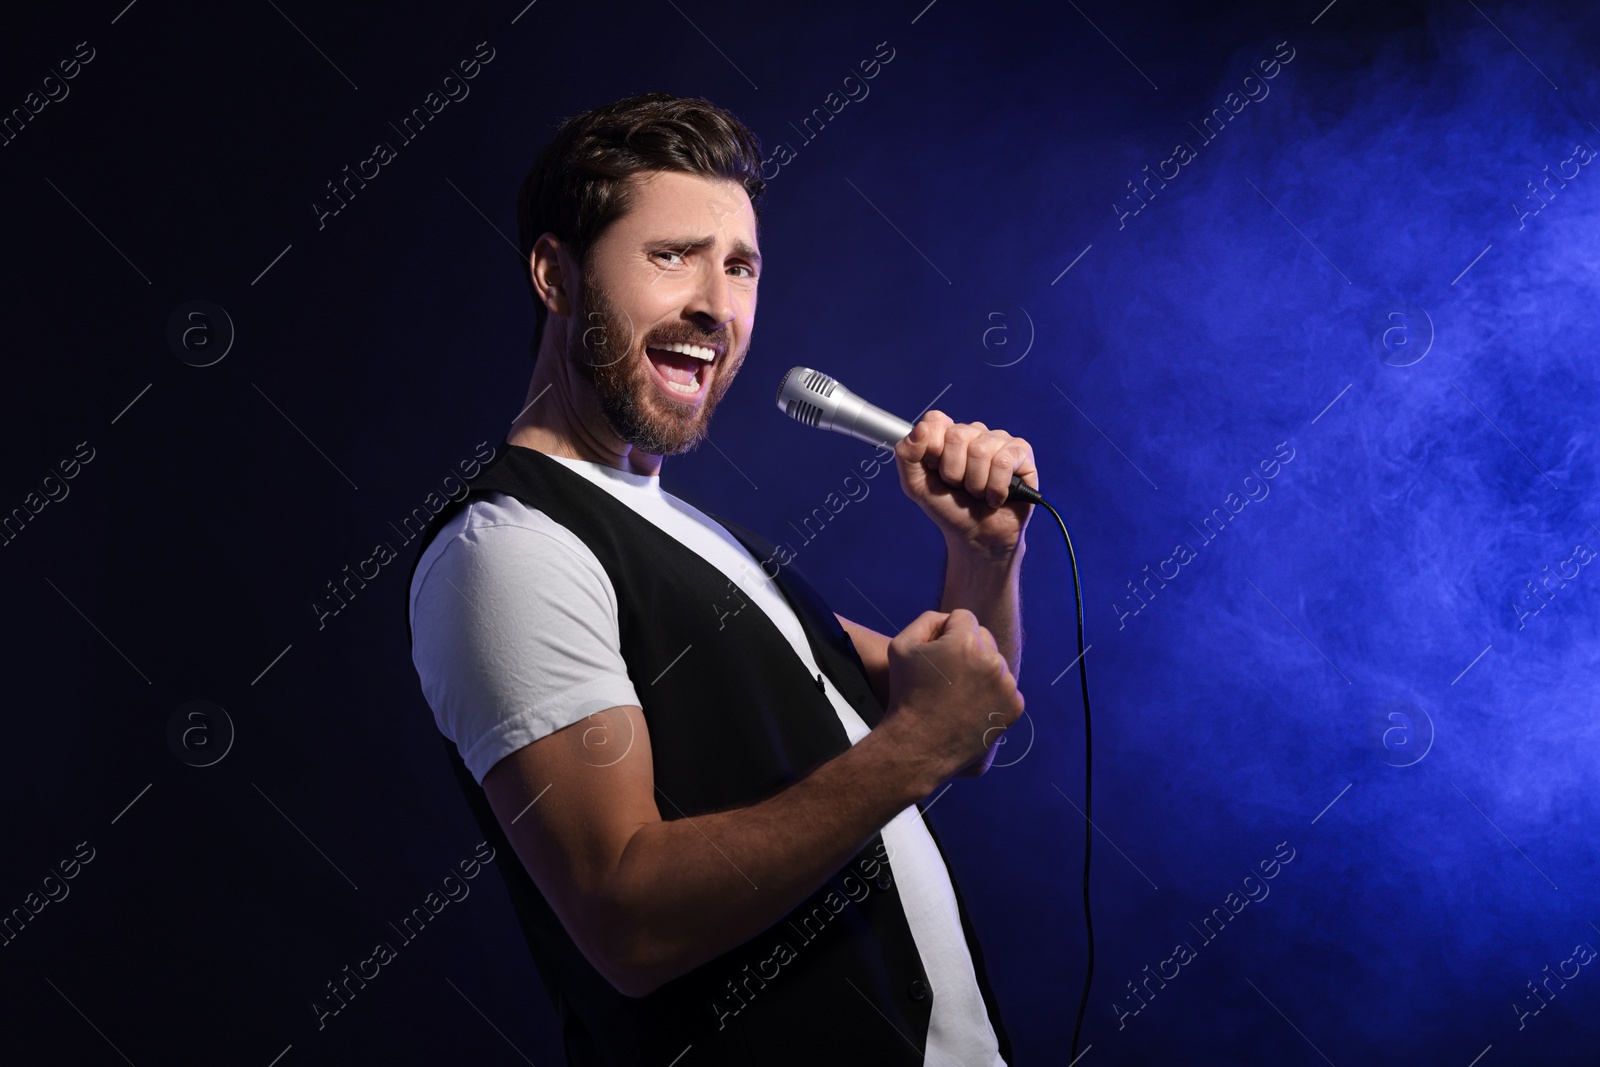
[
  {"x1": 875, "y1": 868, "x2": 893, "y2": 891},
  {"x1": 908, "y1": 979, "x2": 929, "y2": 1002}
]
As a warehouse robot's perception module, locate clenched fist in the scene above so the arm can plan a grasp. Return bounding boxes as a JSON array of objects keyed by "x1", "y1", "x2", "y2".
[{"x1": 881, "y1": 608, "x2": 1025, "y2": 789}]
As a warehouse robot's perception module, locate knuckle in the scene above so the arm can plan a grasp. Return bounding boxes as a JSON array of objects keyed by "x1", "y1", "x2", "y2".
[{"x1": 969, "y1": 435, "x2": 1000, "y2": 459}]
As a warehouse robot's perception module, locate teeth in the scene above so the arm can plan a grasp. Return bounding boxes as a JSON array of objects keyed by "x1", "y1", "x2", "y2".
[
  {"x1": 656, "y1": 341, "x2": 716, "y2": 362},
  {"x1": 664, "y1": 379, "x2": 700, "y2": 394}
]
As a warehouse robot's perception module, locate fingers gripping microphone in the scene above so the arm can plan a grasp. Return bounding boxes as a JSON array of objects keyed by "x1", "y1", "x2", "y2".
[{"x1": 776, "y1": 366, "x2": 1046, "y2": 507}]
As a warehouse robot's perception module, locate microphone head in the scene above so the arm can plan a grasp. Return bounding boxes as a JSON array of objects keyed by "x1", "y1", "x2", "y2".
[{"x1": 775, "y1": 366, "x2": 839, "y2": 428}]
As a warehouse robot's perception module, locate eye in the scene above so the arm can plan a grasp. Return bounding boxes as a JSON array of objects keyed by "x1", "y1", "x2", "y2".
[
  {"x1": 653, "y1": 250, "x2": 686, "y2": 266},
  {"x1": 728, "y1": 264, "x2": 755, "y2": 279}
]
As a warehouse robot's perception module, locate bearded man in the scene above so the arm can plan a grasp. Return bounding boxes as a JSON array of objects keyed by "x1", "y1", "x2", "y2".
[{"x1": 408, "y1": 92, "x2": 1039, "y2": 1066}]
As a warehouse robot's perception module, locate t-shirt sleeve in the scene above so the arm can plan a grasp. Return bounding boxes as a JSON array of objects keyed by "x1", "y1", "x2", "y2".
[{"x1": 409, "y1": 509, "x2": 642, "y2": 785}]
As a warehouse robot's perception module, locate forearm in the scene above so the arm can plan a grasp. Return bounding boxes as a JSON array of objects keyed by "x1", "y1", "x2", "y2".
[
  {"x1": 600, "y1": 724, "x2": 931, "y2": 994},
  {"x1": 940, "y1": 538, "x2": 1026, "y2": 679}
]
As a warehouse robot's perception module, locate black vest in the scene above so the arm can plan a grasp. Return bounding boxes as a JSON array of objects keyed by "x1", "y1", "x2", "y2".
[{"x1": 405, "y1": 442, "x2": 1012, "y2": 1065}]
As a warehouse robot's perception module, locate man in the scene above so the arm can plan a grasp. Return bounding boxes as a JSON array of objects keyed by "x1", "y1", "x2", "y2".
[{"x1": 407, "y1": 93, "x2": 1040, "y2": 1065}]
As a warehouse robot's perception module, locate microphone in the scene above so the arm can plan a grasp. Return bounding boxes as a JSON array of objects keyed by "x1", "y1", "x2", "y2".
[{"x1": 776, "y1": 366, "x2": 1045, "y2": 507}]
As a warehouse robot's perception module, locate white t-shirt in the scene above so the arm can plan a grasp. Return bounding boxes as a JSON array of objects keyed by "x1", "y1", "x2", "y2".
[{"x1": 408, "y1": 452, "x2": 1005, "y2": 1066}]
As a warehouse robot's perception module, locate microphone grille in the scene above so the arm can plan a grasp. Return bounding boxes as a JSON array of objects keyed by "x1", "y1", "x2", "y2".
[
  {"x1": 783, "y1": 397, "x2": 823, "y2": 427},
  {"x1": 775, "y1": 366, "x2": 837, "y2": 428},
  {"x1": 802, "y1": 369, "x2": 837, "y2": 397}
]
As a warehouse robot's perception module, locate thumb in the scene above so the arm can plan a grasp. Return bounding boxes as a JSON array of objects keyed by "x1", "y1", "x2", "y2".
[
  {"x1": 938, "y1": 608, "x2": 981, "y2": 640},
  {"x1": 896, "y1": 609, "x2": 952, "y2": 647}
]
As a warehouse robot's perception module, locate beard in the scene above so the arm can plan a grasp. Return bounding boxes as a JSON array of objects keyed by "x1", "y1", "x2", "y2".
[{"x1": 571, "y1": 270, "x2": 745, "y2": 457}]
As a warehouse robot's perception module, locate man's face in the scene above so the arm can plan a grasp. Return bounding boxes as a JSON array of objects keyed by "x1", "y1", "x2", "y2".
[{"x1": 568, "y1": 170, "x2": 760, "y2": 457}]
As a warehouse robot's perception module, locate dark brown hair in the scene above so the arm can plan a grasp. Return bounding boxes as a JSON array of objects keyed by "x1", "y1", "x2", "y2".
[{"x1": 515, "y1": 92, "x2": 766, "y2": 355}]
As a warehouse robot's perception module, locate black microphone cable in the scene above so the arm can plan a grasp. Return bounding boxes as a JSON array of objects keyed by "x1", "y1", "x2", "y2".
[{"x1": 1021, "y1": 488, "x2": 1094, "y2": 1062}]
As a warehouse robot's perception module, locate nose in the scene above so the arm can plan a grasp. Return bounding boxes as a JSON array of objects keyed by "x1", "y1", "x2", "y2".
[{"x1": 686, "y1": 264, "x2": 736, "y2": 333}]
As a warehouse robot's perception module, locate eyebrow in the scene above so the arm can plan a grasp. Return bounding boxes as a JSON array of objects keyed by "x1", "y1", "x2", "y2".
[{"x1": 651, "y1": 234, "x2": 762, "y2": 269}]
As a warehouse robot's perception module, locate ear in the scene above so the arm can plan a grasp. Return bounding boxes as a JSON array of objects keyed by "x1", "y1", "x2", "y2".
[{"x1": 530, "y1": 233, "x2": 573, "y2": 318}]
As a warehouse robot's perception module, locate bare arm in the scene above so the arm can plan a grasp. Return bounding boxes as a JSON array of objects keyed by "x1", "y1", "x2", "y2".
[
  {"x1": 889, "y1": 408, "x2": 1034, "y2": 682},
  {"x1": 939, "y1": 543, "x2": 1025, "y2": 680},
  {"x1": 482, "y1": 610, "x2": 1021, "y2": 998}
]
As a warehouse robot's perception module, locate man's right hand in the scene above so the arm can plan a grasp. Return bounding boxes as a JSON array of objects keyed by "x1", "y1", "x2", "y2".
[{"x1": 881, "y1": 608, "x2": 1025, "y2": 787}]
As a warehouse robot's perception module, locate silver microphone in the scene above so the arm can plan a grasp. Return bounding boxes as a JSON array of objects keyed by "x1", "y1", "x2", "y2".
[
  {"x1": 776, "y1": 366, "x2": 913, "y2": 449},
  {"x1": 775, "y1": 366, "x2": 1044, "y2": 506}
]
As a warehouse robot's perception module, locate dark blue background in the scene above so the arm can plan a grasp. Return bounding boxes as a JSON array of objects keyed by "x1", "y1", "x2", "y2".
[{"x1": 2, "y1": 0, "x2": 1596, "y2": 1063}]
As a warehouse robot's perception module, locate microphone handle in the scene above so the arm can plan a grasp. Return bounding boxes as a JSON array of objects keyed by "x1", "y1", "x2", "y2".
[
  {"x1": 1006, "y1": 475, "x2": 1046, "y2": 507},
  {"x1": 834, "y1": 398, "x2": 1045, "y2": 508}
]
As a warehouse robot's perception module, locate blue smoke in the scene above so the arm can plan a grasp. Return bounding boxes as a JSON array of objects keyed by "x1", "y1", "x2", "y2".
[{"x1": 695, "y1": 2, "x2": 1600, "y2": 1060}]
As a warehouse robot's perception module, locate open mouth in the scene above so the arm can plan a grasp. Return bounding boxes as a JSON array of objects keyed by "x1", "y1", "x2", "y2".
[{"x1": 644, "y1": 341, "x2": 719, "y2": 401}]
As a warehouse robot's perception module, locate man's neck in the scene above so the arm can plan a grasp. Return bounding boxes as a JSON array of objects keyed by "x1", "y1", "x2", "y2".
[{"x1": 507, "y1": 345, "x2": 663, "y2": 478}]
